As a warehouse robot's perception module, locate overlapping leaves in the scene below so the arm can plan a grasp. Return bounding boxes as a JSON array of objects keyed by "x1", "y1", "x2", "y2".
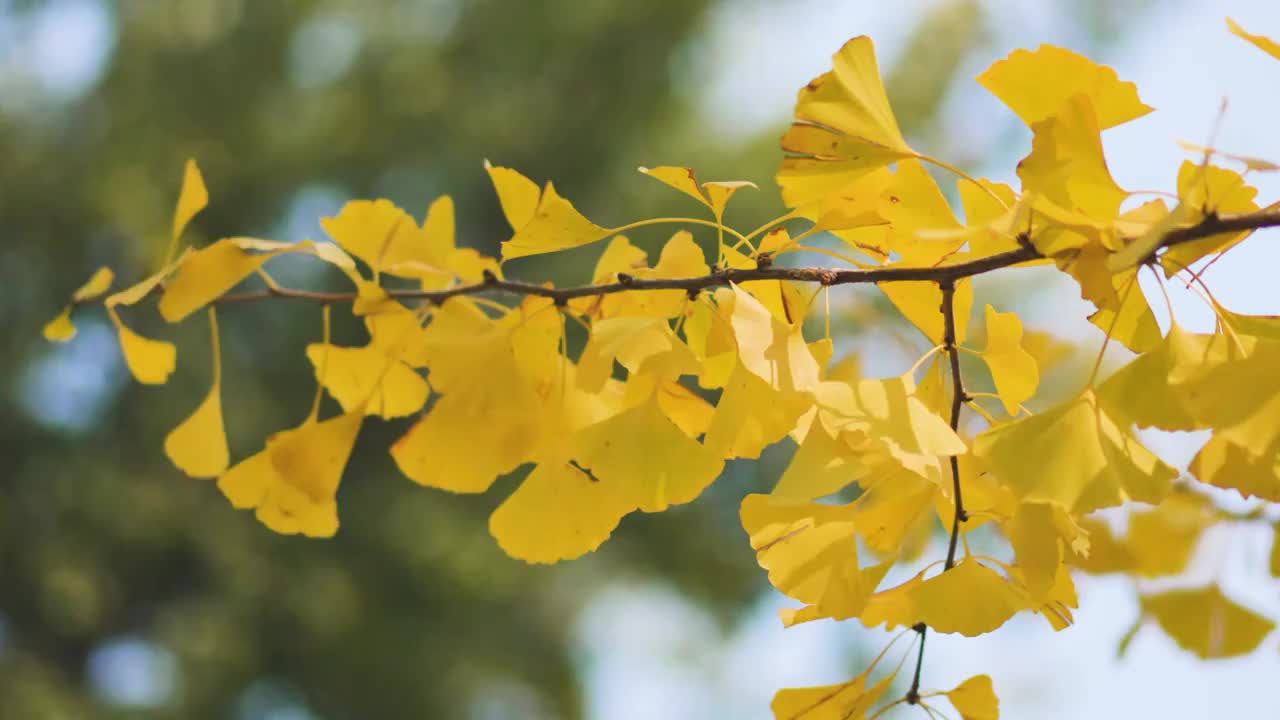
[{"x1": 39, "y1": 21, "x2": 1280, "y2": 719}]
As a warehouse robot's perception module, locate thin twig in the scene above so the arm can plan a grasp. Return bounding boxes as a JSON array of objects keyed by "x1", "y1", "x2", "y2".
[
  {"x1": 906, "y1": 278, "x2": 971, "y2": 707},
  {"x1": 940, "y1": 278, "x2": 969, "y2": 570},
  {"x1": 906, "y1": 623, "x2": 928, "y2": 705}
]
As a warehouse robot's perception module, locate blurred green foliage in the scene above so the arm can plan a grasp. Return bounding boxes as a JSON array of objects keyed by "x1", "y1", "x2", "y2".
[{"x1": 2, "y1": 1, "x2": 1146, "y2": 717}]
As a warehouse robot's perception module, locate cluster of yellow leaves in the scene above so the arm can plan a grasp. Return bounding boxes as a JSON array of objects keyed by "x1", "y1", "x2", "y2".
[
  {"x1": 755, "y1": 20, "x2": 1280, "y2": 711},
  {"x1": 772, "y1": 637, "x2": 999, "y2": 720},
  {"x1": 40, "y1": 18, "x2": 1280, "y2": 719}
]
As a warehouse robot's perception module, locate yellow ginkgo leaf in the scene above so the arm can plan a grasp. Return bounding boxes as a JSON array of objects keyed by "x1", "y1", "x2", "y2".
[
  {"x1": 268, "y1": 410, "x2": 364, "y2": 505},
  {"x1": 820, "y1": 374, "x2": 967, "y2": 482},
  {"x1": 702, "y1": 180, "x2": 757, "y2": 216},
  {"x1": 172, "y1": 158, "x2": 209, "y2": 246},
  {"x1": 106, "y1": 248, "x2": 191, "y2": 309},
  {"x1": 1189, "y1": 392, "x2": 1280, "y2": 502},
  {"x1": 628, "y1": 231, "x2": 710, "y2": 318},
  {"x1": 1227, "y1": 17, "x2": 1280, "y2": 60},
  {"x1": 255, "y1": 482, "x2": 340, "y2": 538},
  {"x1": 681, "y1": 296, "x2": 737, "y2": 389},
  {"x1": 741, "y1": 494, "x2": 893, "y2": 622},
  {"x1": 955, "y1": 179, "x2": 1023, "y2": 257},
  {"x1": 1017, "y1": 95, "x2": 1127, "y2": 223},
  {"x1": 72, "y1": 267, "x2": 115, "y2": 302},
  {"x1": 790, "y1": 36, "x2": 911, "y2": 153},
  {"x1": 1067, "y1": 517, "x2": 1133, "y2": 574},
  {"x1": 100, "y1": 252, "x2": 193, "y2": 384},
  {"x1": 721, "y1": 247, "x2": 812, "y2": 325},
  {"x1": 1219, "y1": 306, "x2": 1280, "y2": 340},
  {"x1": 1126, "y1": 492, "x2": 1213, "y2": 578},
  {"x1": 797, "y1": 166, "x2": 893, "y2": 234},
  {"x1": 639, "y1": 165, "x2": 706, "y2": 205},
  {"x1": 218, "y1": 410, "x2": 364, "y2": 538},
  {"x1": 395, "y1": 297, "x2": 562, "y2": 491},
  {"x1": 485, "y1": 164, "x2": 610, "y2": 260},
  {"x1": 1169, "y1": 331, "x2": 1280, "y2": 431},
  {"x1": 776, "y1": 36, "x2": 916, "y2": 208},
  {"x1": 489, "y1": 460, "x2": 632, "y2": 564},
  {"x1": 770, "y1": 669, "x2": 892, "y2": 720},
  {"x1": 107, "y1": 307, "x2": 176, "y2": 385},
  {"x1": 1101, "y1": 321, "x2": 1280, "y2": 436},
  {"x1": 216, "y1": 446, "x2": 276, "y2": 511},
  {"x1": 959, "y1": 179, "x2": 1018, "y2": 228},
  {"x1": 1003, "y1": 501, "x2": 1062, "y2": 599},
  {"x1": 1106, "y1": 200, "x2": 1192, "y2": 273},
  {"x1": 45, "y1": 260, "x2": 117, "y2": 342},
  {"x1": 976, "y1": 44, "x2": 1152, "y2": 130},
  {"x1": 159, "y1": 238, "x2": 291, "y2": 322},
  {"x1": 850, "y1": 468, "x2": 938, "y2": 556},
  {"x1": 164, "y1": 309, "x2": 229, "y2": 478},
  {"x1": 165, "y1": 385, "x2": 228, "y2": 478},
  {"x1": 408, "y1": 195, "x2": 456, "y2": 278},
  {"x1": 319, "y1": 199, "x2": 422, "y2": 273},
  {"x1": 638, "y1": 166, "x2": 755, "y2": 216},
  {"x1": 572, "y1": 235, "x2": 644, "y2": 319},
  {"x1": 321, "y1": 195, "x2": 462, "y2": 287},
  {"x1": 877, "y1": 158, "x2": 961, "y2": 239},
  {"x1": 585, "y1": 235, "x2": 647, "y2": 282},
  {"x1": 416, "y1": 298, "x2": 541, "y2": 414},
  {"x1": 305, "y1": 343, "x2": 430, "y2": 419},
  {"x1": 1159, "y1": 161, "x2": 1259, "y2": 273},
  {"x1": 575, "y1": 399, "x2": 724, "y2": 513},
  {"x1": 979, "y1": 304, "x2": 1038, "y2": 415},
  {"x1": 973, "y1": 390, "x2": 1176, "y2": 512},
  {"x1": 1086, "y1": 269, "x2": 1161, "y2": 354},
  {"x1": 705, "y1": 363, "x2": 810, "y2": 460},
  {"x1": 858, "y1": 559, "x2": 1029, "y2": 636},
  {"x1": 1096, "y1": 338, "x2": 1181, "y2": 429},
  {"x1": 391, "y1": 394, "x2": 539, "y2": 494},
  {"x1": 576, "y1": 316, "x2": 698, "y2": 392},
  {"x1": 307, "y1": 240, "x2": 365, "y2": 285},
  {"x1": 879, "y1": 278, "x2": 973, "y2": 347},
  {"x1": 1270, "y1": 525, "x2": 1280, "y2": 577},
  {"x1": 728, "y1": 284, "x2": 823, "y2": 395},
  {"x1": 1176, "y1": 139, "x2": 1280, "y2": 173},
  {"x1": 43, "y1": 307, "x2": 77, "y2": 342},
  {"x1": 946, "y1": 674, "x2": 999, "y2": 720},
  {"x1": 773, "y1": 424, "x2": 867, "y2": 500},
  {"x1": 1020, "y1": 562, "x2": 1079, "y2": 632},
  {"x1": 655, "y1": 380, "x2": 714, "y2": 438},
  {"x1": 910, "y1": 559, "x2": 1029, "y2": 636},
  {"x1": 484, "y1": 160, "x2": 541, "y2": 230},
  {"x1": 1141, "y1": 585, "x2": 1276, "y2": 659}
]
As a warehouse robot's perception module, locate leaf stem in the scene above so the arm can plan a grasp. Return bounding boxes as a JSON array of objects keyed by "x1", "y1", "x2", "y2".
[
  {"x1": 919, "y1": 155, "x2": 1009, "y2": 209},
  {"x1": 610, "y1": 217, "x2": 750, "y2": 246},
  {"x1": 1086, "y1": 270, "x2": 1139, "y2": 387},
  {"x1": 308, "y1": 304, "x2": 331, "y2": 421}
]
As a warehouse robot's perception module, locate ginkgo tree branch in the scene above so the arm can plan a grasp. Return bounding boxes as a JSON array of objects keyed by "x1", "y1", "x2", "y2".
[
  {"x1": 210, "y1": 207, "x2": 1280, "y2": 307},
  {"x1": 905, "y1": 278, "x2": 970, "y2": 708},
  {"x1": 939, "y1": 279, "x2": 969, "y2": 572}
]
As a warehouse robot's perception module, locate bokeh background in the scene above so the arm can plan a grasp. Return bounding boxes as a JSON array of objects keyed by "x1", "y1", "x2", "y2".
[{"x1": 5, "y1": 0, "x2": 1280, "y2": 718}]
